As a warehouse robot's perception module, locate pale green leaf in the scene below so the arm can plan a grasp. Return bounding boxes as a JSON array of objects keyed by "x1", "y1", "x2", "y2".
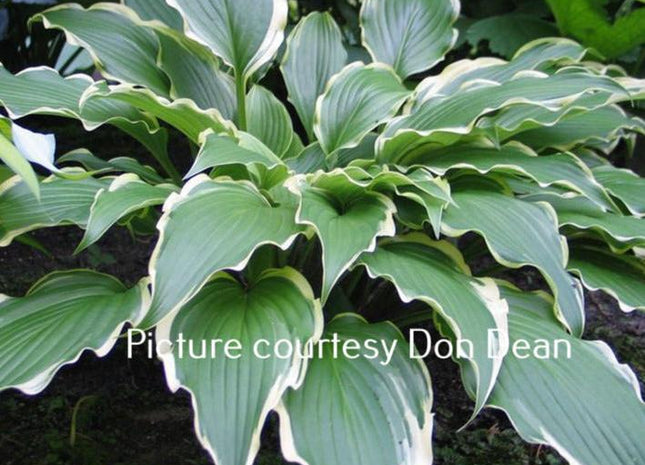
[
  {"x1": 77, "y1": 174, "x2": 176, "y2": 252},
  {"x1": 157, "y1": 268, "x2": 321, "y2": 465},
  {"x1": 246, "y1": 85, "x2": 294, "y2": 157},
  {"x1": 281, "y1": 12, "x2": 347, "y2": 141},
  {"x1": 592, "y1": 165, "x2": 645, "y2": 217},
  {"x1": 155, "y1": 27, "x2": 237, "y2": 119},
  {"x1": 315, "y1": 62, "x2": 409, "y2": 154},
  {"x1": 442, "y1": 189, "x2": 585, "y2": 336},
  {"x1": 360, "y1": 235, "x2": 509, "y2": 419},
  {"x1": 0, "y1": 271, "x2": 149, "y2": 394},
  {"x1": 0, "y1": 174, "x2": 109, "y2": 247},
  {"x1": 167, "y1": 0, "x2": 288, "y2": 80},
  {"x1": 144, "y1": 177, "x2": 303, "y2": 327},
  {"x1": 412, "y1": 141, "x2": 616, "y2": 211},
  {"x1": 490, "y1": 284, "x2": 645, "y2": 465},
  {"x1": 122, "y1": 0, "x2": 183, "y2": 29},
  {"x1": 277, "y1": 313, "x2": 433, "y2": 465},
  {"x1": 379, "y1": 70, "x2": 627, "y2": 161},
  {"x1": 568, "y1": 245, "x2": 645, "y2": 312},
  {"x1": 360, "y1": 0, "x2": 459, "y2": 78},
  {"x1": 185, "y1": 130, "x2": 283, "y2": 178},
  {"x1": 33, "y1": 4, "x2": 170, "y2": 96},
  {"x1": 288, "y1": 171, "x2": 396, "y2": 301}
]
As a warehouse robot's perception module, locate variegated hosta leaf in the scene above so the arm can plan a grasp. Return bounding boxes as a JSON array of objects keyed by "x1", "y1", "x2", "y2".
[
  {"x1": 277, "y1": 313, "x2": 433, "y2": 465},
  {"x1": 122, "y1": 0, "x2": 183, "y2": 29},
  {"x1": 524, "y1": 193, "x2": 645, "y2": 250},
  {"x1": 76, "y1": 174, "x2": 176, "y2": 252},
  {"x1": 514, "y1": 105, "x2": 645, "y2": 153},
  {"x1": 351, "y1": 167, "x2": 452, "y2": 237},
  {"x1": 81, "y1": 82, "x2": 234, "y2": 143},
  {"x1": 315, "y1": 63, "x2": 409, "y2": 154},
  {"x1": 154, "y1": 26, "x2": 236, "y2": 119},
  {"x1": 281, "y1": 12, "x2": 347, "y2": 142},
  {"x1": 286, "y1": 142, "x2": 327, "y2": 174},
  {"x1": 287, "y1": 171, "x2": 396, "y2": 302},
  {"x1": 592, "y1": 165, "x2": 645, "y2": 217},
  {"x1": 359, "y1": 235, "x2": 509, "y2": 418},
  {"x1": 0, "y1": 65, "x2": 172, "y2": 177},
  {"x1": 0, "y1": 124, "x2": 39, "y2": 199},
  {"x1": 410, "y1": 141, "x2": 616, "y2": 211},
  {"x1": 442, "y1": 188, "x2": 585, "y2": 336},
  {"x1": 0, "y1": 271, "x2": 149, "y2": 394},
  {"x1": 490, "y1": 284, "x2": 645, "y2": 465},
  {"x1": 378, "y1": 70, "x2": 626, "y2": 161},
  {"x1": 360, "y1": 0, "x2": 459, "y2": 79},
  {"x1": 58, "y1": 150, "x2": 166, "y2": 185},
  {"x1": 157, "y1": 268, "x2": 322, "y2": 465},
  {"x1": 0, "y1": 174, "x2": 109, "y2": 247},
  {"x1": 166, "y1": 0, "x2": 288, "y2": 81},
  {"x1": 568, "y1": 245, "x2": 645, "y2": 312},
  {"x1": 185, "y1": 130, "x2": 283, "y2": 179},
  {"x1": 33, "y1": 4, "x2": 170, "y2": 96},
  {"x1": 246, "y1": 85, "x2": 295, "y2": 158},
  {"x1": 414, "y1": 38, "x2": 587, "y2": 103},
  {"x1": 144, "y1": 176, "x2": 303, "y2": 328}
]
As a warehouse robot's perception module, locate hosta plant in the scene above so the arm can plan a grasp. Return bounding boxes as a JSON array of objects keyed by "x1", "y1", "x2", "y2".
[{"x1": 1, "y1": 1, "x2": 645, "y2": 464}]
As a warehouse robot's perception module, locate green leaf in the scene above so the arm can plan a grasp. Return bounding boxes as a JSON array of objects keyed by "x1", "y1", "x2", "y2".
[
  {"x1": 315, "y1": 63, "x2": 409, "y2": 154},
  {"x1": 58, "y1": 150, "x2": 166, "y2": 185},
  {"x1": 167, "y1": 0, "x2": 288, "y2": 81},
  {"x1": 360, "y1": 0, "x2": 459, "y2": 79},
  {"x1": 525, "y1": 193, "x2": 645, "y2": 249},
  {"x1": 185, "y1": 130, "x2": 283, "y2": 179},
  {"x1": 81, "y1": 82, "x2": 234, "y2": 143},
  {"x1": 277, "y1": 313, "x2": 433, "y2": 465},
  {"x1": 379, "y1": 69, "x2": 627, "y2": 161},
  {"x1": 359, "y1": 235, "x2": 508, "y2": 419},
  {"x1": 0, "y1": 271, "x2": 149, "y2": 394},
  {"x1": 514, "y1": 105, "x2": 645, "y2": 152},
  {"x1": 33, "y1": 4, "x2": 170, "y2": 96},
  {"x1": 490, "y1": 284, "x2": 645, "y2": 465},
  {"x1": 466, "y1": 14, "x2": 558, "y2": 59},
  {"x1": 0, "y1": 65, "x2": 173, "y2": 180},
  {"x1": 122, "y1": 0, "x2": 183, "y2": 29},
  {"x1": 0, "y1": 128, "x2": 39, "y2": 200},
  {"x1": 568, "y1": 245, "x2": 645, "y2": 313},
  {"x1": 286, "y1": 142, "x2": 327, "y2": 174},
  {"x1": 442, "y1": 189, "x2": 585, "y2": 336},
  {"x1": 281, "y1": 12, "x2": 347, "y2": 142},
  {"x1": 144, "y1": 177, "x2": 303, "y2": 328},
  {"x1": 157, "y1": 268, "x2": 321, "y2": 465},
  {"x1": 546, "y1": 0, "x2": 645, "y2": 58},
  {"x1": 413, "y1": 38, "x2": 587, "y2": 103},
  {"x1": 154, "y1": 26, "x2": 237, "y2": 119},
  {"x1": 413, "y1": 141, "x2": 616, "y2": 211},
  {"x1": 593, "y1": 165, "x2": 645, "y2": 217},
  {"x1": 288, "y1": 171, "x2": 396, "y2": 302},
  {"x1": 76, "y1": 174, "x2": 176, "y2": 253},
  {"x1": 246, "y1": 85, "x2": 295, "y2": 158},
  {"x1": 0, "y1": 174, "x2": 109, "y2": 247}
]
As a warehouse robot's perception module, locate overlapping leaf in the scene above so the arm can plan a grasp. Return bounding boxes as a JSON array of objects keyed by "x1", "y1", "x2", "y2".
[
  {"x1": 0, "y1": 271, "x2": 149, "y2": 394},
  {"x1": 157, "y1": 268, "x2": 322, "y2": 465},
  {"x1": 277, "y1": 313, "x2": 433, "y2": 465}
]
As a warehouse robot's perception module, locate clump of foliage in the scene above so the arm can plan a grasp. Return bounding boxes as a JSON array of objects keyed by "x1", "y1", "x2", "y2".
[{"x1": 1, "y1": 1, "x2": 644, "y2": 465}]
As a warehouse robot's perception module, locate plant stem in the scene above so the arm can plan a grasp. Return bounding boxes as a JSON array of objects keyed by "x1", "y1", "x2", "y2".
[{"x1": 235, "y1": 71, "x2": 247, "y2": 131}]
